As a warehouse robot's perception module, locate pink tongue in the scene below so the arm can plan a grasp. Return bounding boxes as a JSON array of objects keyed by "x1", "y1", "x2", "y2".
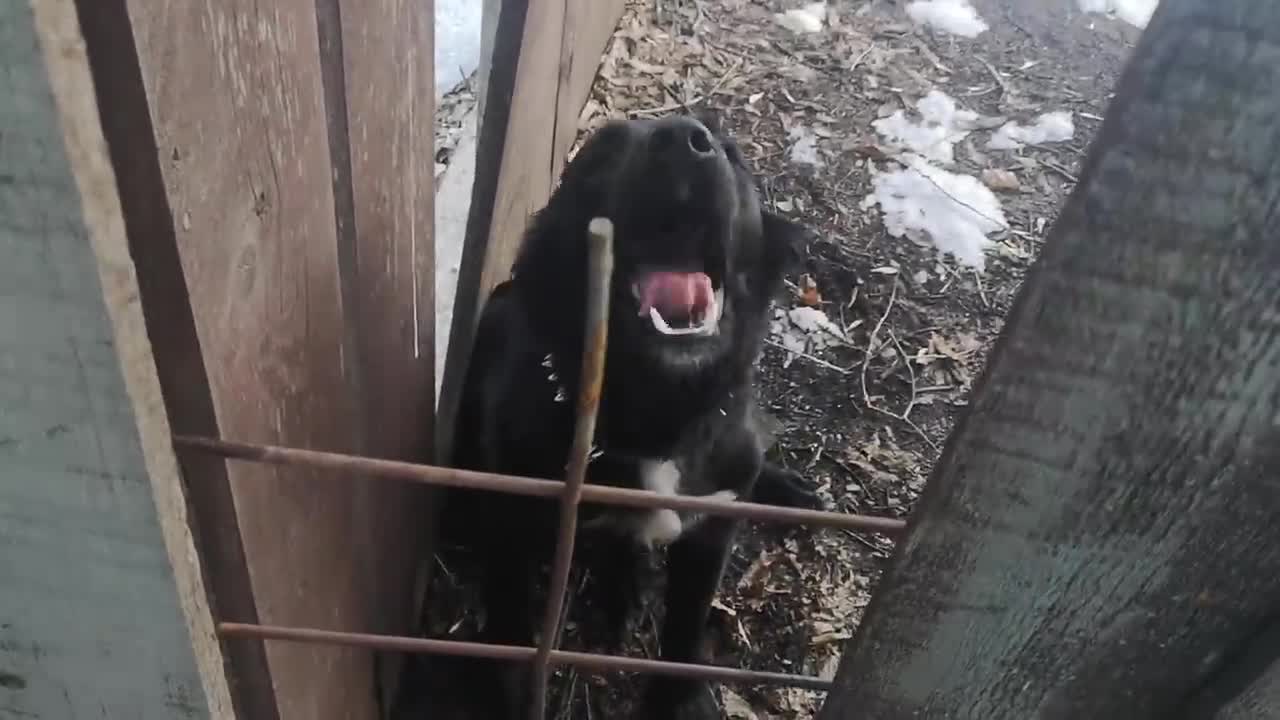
[{"x1": 637, "y1": 272, "x2": 714, "y2": 319}]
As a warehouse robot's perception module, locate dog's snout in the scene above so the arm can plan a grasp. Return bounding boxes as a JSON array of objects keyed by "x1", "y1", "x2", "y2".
[{"x1": 648, "y1": 118, "x2": 717, "y2": 162}]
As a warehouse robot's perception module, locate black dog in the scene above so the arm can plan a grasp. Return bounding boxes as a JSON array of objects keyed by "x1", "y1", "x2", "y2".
[{"x1": 445, "y1": 114, "x2": 817, "y2": 719}]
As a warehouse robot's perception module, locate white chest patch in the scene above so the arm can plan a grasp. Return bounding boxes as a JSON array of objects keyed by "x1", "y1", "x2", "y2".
[{"x1": 636, "y1": 459, "x2": 736, "y2": 548}]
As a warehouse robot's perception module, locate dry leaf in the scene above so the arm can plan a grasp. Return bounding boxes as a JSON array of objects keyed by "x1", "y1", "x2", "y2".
[
  {"x1": 981, "y1": 167, "x2": 1021, "y2": 192},
  {"x1": 799, "y1": 274, "x2": 822, "y2": 306},
  {"x1": 722, "y1": 688, "x2": 760, "y2": 720}
]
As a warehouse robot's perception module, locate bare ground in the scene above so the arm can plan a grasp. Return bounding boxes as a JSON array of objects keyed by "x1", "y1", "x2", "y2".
[{"x1": 418, "y1": 1, "x2": 1143, "y2": 717}]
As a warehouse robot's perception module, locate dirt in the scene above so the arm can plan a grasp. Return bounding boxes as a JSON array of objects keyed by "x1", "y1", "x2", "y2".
[{"x1": 420, "y1": 1, "x2": 1143, "y2": 717}]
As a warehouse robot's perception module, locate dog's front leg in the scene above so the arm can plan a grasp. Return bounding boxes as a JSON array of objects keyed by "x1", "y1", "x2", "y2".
[
  {"x1": 752, "y1": 461, "x2": 823, "y2": 509},
  {"x1": 469, "y1": 523, "x2": 543, "y2": 719},
  {"x1": 641, "y1": 516, "x2": 737, "y2": 719}
]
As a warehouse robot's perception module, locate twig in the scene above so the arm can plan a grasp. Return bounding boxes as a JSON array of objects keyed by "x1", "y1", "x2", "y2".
[
  {"x1": 765, "y1": 338, "x2": 853, "y2": 375},
  {"x1": 842, "y1": 529, "x2": 886, "y2": 553},
  {"x1": 906, "y1": 164, "x2": 1010, "y2": 231},
  {"x1": 859, "y1": 282, "x2": 897, "y2": 406},
  {"x1": 529, "y1": 218, "x2": 614, "y2": 720},
  {"x1": 850, "y1": 43, "x2": 875, "y2": 71},
  {"x1": 859, "y1": 282, "x2": 939, "y2": 451},
  {"x1": 974, "y1": 269, "x2": 990, "y2": 309},
  {"x1": 631, "y1": 57, "x2": 743, "y2": 117},
  {"x1": 1041, "y1": 158, "x2": 1078, "y2": 183},
  {"x1": 888, "y1": 329, "x2": 918, "y2": 420},
  {"x1": 976, "y1": 56, "x2": 1010, "y2": 96},
  {"x1": 554, "y1": 669, "x2": 578, "y2": 720}
]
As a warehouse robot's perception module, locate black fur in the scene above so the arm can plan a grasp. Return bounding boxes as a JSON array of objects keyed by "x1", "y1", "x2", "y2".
[{"x1": 443, "y1": 115, "x2": 818, "y2": 719}]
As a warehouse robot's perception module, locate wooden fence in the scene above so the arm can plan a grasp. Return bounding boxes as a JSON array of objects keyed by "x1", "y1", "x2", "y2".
[
  {"x1": 8, "y1": 0, "x2": 1280, "y2": 718},
  {"x1": 5, "y1": 0, "x2": 622, "y2": 718}
]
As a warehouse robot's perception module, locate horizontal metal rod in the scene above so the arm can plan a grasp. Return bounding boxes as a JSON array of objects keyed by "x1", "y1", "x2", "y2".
[
  {"x1": 173, "y1": 435, "x2": 906, "y2": 535},
  {"x1": 218, "y1": 622, "x2": 833, "y2": 691}
]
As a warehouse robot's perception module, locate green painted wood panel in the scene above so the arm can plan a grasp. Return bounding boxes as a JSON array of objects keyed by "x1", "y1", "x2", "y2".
[{"x1": 0, "y1": 2, "x2": 214, "y2": 717}]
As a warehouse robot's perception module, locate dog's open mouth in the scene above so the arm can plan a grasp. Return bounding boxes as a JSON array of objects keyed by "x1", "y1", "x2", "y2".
[{"x1": 632, "y1": 270, "x2": 724, "y2": 336}]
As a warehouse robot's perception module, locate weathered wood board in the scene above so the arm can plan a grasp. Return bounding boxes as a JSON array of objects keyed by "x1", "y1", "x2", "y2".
[
  {"x1": 818, "y1": 1, "x2": 1280, "y2": 718},
  {"x1": 0, "y1": 2, "x2": 233, "y2": 717},
  {"x1": 79, "y1": 1, "x2": 439, "y2": 718},
  {"x1": 329, "y1": 0, "x2": 438, "y2": 711},
  {"x1": 437, "y1": 0, "x2": 626, "y2": 456}
]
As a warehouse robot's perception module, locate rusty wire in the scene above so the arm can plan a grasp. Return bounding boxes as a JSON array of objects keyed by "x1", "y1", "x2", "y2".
[
  {"x1": 218, "y1": 622, "x2": 834, "y2": 691},
  {"x1": 528, "y1": 218, "x2": 614, "y2": 719},
  {"x1": 172, "y1": 435, "x2": 907, "y2": 535}
]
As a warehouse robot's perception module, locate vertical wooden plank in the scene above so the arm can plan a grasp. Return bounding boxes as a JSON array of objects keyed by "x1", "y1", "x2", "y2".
[
  {"x1": 474, "y1": 0, "x2": 565, "y2": 302},
  {"x1": 328, "y1": 0, "x2": 437, "y2": 712},
  {"x1": 437, "y1": 0, "x2": 624, "y2": 457},
  {"x1": 121, "y1": 2, "x2": 376, "y2": 718},
  {"x1": 1, "y1": 1, "x2": 231, "y2": 715},
  {"x1": 74, "y1": 1, "x2": 281, "y2": 716},
  {"x1": 552, "y1": 0, "x2": 626, "y2": 177},
  {"x1": 817, "y1": 1, "x2": 1280, "y2": 718}
]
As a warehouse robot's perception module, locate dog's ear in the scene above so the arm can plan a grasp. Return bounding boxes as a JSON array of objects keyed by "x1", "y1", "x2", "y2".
[{"x1": 761, "y1": 209, "x2": 805, "y2": 270}]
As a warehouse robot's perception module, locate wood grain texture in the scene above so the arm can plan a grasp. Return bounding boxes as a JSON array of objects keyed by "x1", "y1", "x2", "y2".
[
  {"x1": 331, "y1": 0, "x2": 438, "y2": 712},
  {"x1": 818, "y1": 1, "x2": 1280, "y2": 718},
  {"x1": 122, "y1": 2, "x2": 381, "y2": 717},
  {"x1": 437, "y1": 0, "x2": 625, "y2": 458},
  {"x1": 73, "y1": 1, "x2": 281, "y2": 715},
  {"x1": 0, "y1": 2, "x2": 227, "y2": 716}
]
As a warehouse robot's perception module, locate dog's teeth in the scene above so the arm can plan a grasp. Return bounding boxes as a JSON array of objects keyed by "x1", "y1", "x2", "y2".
[
  {"x1": 649, "y1": 307, "x2": 702, "y2": 336},
  {"x1": 649, "y1": 306, "x2": 676, "y2": 335}
]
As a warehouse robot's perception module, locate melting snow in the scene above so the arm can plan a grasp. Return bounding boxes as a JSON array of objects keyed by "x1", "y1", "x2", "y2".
[
  {"x1": 872, "y1": 90, "x2": 979, "y2": 166},
  {"x1": 788, "y1": 125, "x2": 824, "y2": 167},
  {"x1": 775, "y1": 2, "x2": 828, "y2": 33},
  {"x1": 863, "y1": 155, "x2": 1007, "y2": 271},
  {"x1": 905, "y1": 0, "x2": 989, "y2": 38},
  {"x1": 988, "y1": 111, "x2": 1075, "y2": 150},
  {"x1": 1078, "y1": 0, "x2": 1158, "y2": 29},
  {"x1": 770, "y1": 306, "x2": 849, "y2": 366}
]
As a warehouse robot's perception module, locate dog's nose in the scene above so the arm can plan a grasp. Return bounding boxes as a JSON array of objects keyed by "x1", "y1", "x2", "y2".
[{"x1": 648, "y1": 117, "x2": 717, "y2": 161}]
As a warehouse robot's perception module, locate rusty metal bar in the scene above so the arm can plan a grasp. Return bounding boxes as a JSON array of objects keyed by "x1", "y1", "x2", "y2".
[
  {"x1": 529, "y1": 217, "x2": 615, "y2": 719},
  {"x1": 218, "y1": 622, "x2": 834, "y2": 691},
  {"x1": 172, "y1": 435, "x2": 907, "y2": 535}
]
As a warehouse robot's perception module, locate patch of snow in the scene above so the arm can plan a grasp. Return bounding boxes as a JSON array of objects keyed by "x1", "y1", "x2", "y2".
[
  {"x1": 769, "y1": 306, "x2": 849, "y2": 366},
  {"x1": 434, "y1": 107, "x2": 478, "y2": 397},
  {"x1": 872, "y1": 90, "x2": 979, "y2": 165},
  {"x1": 905, "y1": 0, "x2": 989, "y2": 38},
  {"x1": 775, "y1": 2, "x2": 828, "y2": 33},
  {"x1": 987, "y1": 111, "x2": 1075, "y2": 150},
  {"x1": 788, "y1": 126, "x2": 825, "y2": 168},
  {"x1": 863, "y1": 155, "x2": 1007, "y2": 271},
  {"x1": 1077, "y1": 0, "x2": 1158, "y2": 29},
  {"x1": 436, "y1": 0, "x2": 482, "y2": 99}
]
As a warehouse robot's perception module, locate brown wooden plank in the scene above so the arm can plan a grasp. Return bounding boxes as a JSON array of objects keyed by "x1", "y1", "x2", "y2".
[
  {"x1": 437, "y1": 0, "x2": 624, "y2": 457},
  {"x1": 329, "y1": 0, "x2": 438, "y2": 712},
  {"x1": 817, "y1": 1, "x2": 1280, "y2": 718},
  {"x1": 73, "y1": 1, "x2": 280, "y2": 717},
  {"x1": 552, "y1": 0, "x2": 626, "y2": 176},
  {"x1": 121, "y1": 2, "x2": 379, "y2": 718}
]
